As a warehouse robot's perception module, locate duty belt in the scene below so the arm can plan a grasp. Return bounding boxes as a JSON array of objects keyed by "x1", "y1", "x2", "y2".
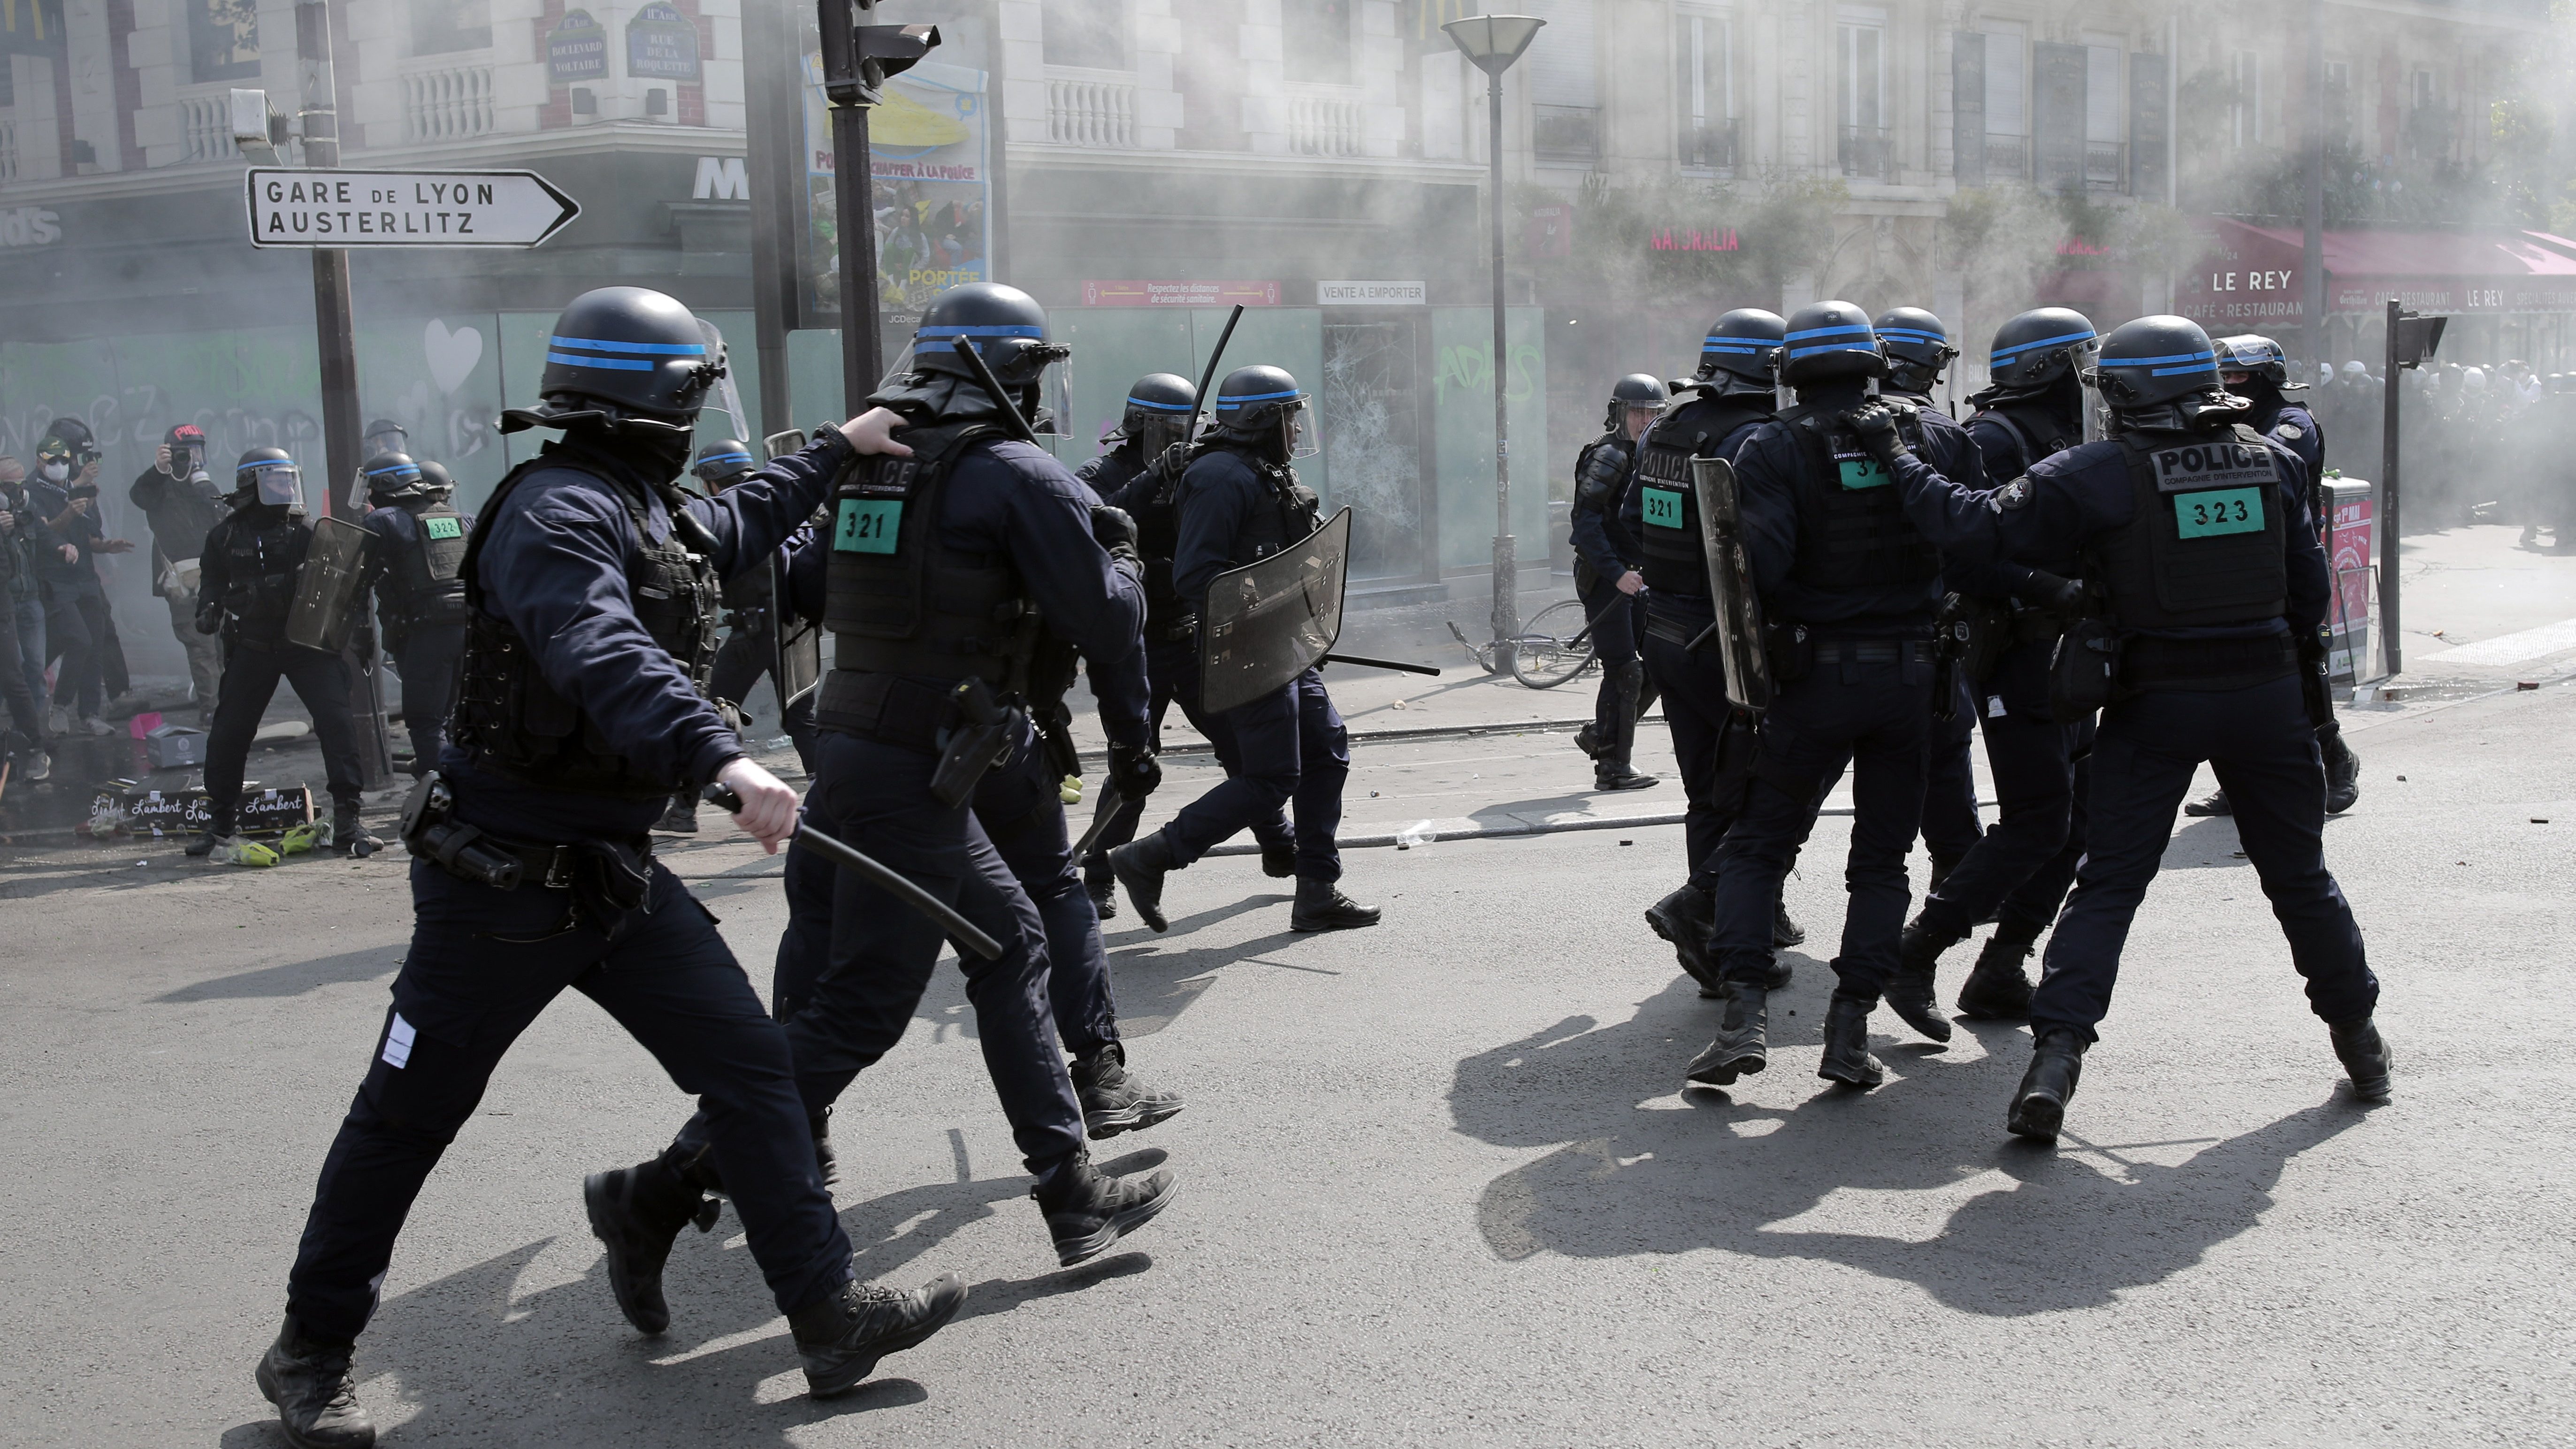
[
  {"x1": 815, "y1": 668, "x2": 954, "y2": 752},
  {"x1": 2120, "y1": 633, "x2": 2299, "y2": 692},
  {"x1": 1153, "y1": 614, "x2": 1200, "y2": 644},
  {"x1": 1809, "y1": 639, "x2": 1929, "y2": 665}
]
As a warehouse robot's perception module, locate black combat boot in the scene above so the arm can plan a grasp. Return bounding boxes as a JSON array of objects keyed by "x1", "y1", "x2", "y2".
[
  {"x1": 787, "y1": 1273, "x2": 970, "y2": 1398},
  {"x1": 1883, "y1": 920, "x2": 1957, "y2": 1043},
  {"x1": 1928, "y1": 854, "x2": 1961, "y2": 894},
  {"x1": 1955, "y1": 935, "x2": 2036, "y2": 1020},
  {"x1": 2327, "y1": 1015, "x2": 2392, "y2": 1101},
  {"x1": 654, "y1": 792, "x2": 699, "y2": 835},
  {"x1": 582, "y1": 1154, "x2": 715, "y2": 1334},
  {"x1": 1573, "y1": 723, "x2": 1600, "y2": 759},
  {"x1": 1108, "y1": 831, "x2": 1178, "y2": 933},
  {"x1": 1261, "y1": 839, "x2": 1298, "y2": 879},
  {"x1": 1595, "y1": 763, "x2": 1659, "y2": 791},
  {"x1": 1291, "y1": 877, "x2": 1381, "y2": 930},
  {"x1": 2007, "y1": 1027, "x2": 2090, "y2": 1142},
  {"x1": 255, "y1": 1317, "x2": 375, "y2": 1448},
  {"x1": 332, "y1": 801, "x2": 382, "y2": 858},
  {"x1": 810, "y1": 1107, "x2": 839, "y2": 1187},
  {"x1": 1686, "y1": 985, "x2": 1767, "y2": 1086},
  {"x1": 1818, "y1": 993, "x2": 1887, "y2": 1087},
  {"x1": 1085, "y1": 874, "x2": 1118, "y2": 921},
  {"x1": 1070, "y1": 1042, "x2": 1184, "y2": 1139},
  {"x1": 1032, "y1": 1151, "x2": 1179, "y2": 1266},
  {"x1": 2322, "y1": 729, "x2": 2362, "y2": 815},
  {"x1": 1645, "y1": 883, "x2": 1720, "y2": 994},
  {"x1": 2183, "y1": 788, "x2": 2232, "y2": 817},
  {"x1": 1771, "y1": 895, "x2": 1806, "y2": 949}
]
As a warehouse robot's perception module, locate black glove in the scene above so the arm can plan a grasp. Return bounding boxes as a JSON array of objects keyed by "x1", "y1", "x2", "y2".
[
  {"x1": 1841, "y1": 402, "x2": 1911, "y2": 467},
  {"x1": 1090, "y1": 504, "x2": 1139, "y2": 553},
  {"x1": 1107, "y1": 741, "x2": 1162, "y2": 800},
  {"x1": 194, "y1": 603, "x2": 222, "y2": 636},
  {"x1": 2023, "y1": 570, "x2": 2087, "y2": 615}
]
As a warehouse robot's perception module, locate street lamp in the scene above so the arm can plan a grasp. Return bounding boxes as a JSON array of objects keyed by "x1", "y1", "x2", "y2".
[{"x1": 1443, "y1": 12, "x2": 1543, "y2": 674}]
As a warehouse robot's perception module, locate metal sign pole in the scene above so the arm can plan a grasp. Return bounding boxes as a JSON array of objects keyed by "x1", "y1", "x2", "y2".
[
  {"x1": 743, "y1": 0, "x2": 799, "y2": 439},
  {"x1": 2380, "y1": 298, "x2": 2402, "y2": 678}
]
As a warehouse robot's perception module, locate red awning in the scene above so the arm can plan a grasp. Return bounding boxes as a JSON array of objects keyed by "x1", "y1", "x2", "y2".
[{"x1": 2178, "y1": 219, "x2": 2576, "y2": 324}]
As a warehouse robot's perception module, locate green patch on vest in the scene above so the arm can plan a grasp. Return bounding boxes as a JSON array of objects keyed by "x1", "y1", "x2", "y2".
[
  {"x1": 424, "y1": 516, "x2": 463, "y2": 540},
  {"x1": 1640, "y1": 485, "x2": 1685, "y2": 530},
  {"x1": 2174, "y1": 487, "x2": 2263, "y2": 539},
  {"x1": 834, "y1": 497, "x2": 902, "y2": 554},
  {"x1": 1837, "y1": 457, "x2": 1891, "y2": 490}
]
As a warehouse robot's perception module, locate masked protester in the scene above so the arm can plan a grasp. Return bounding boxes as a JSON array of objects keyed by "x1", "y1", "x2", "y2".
[
  {"x1": 0, "y1": 457, "x2": 52, "y2": 776},
  {"x1": 129, "y1": 423, "x2": 229, "y2": 723},
  {"x1": 29, "y1": 421, "x2": 134, "y2": 734}
]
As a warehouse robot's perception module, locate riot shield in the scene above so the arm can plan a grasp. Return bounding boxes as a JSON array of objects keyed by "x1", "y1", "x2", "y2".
[
  {"x1": 1198, "y1": 506, "x2": 1351, "y2": 715},
  {"x1": 1691, "y1": 457, "x2": 1772, "y2": 713},
  {"x1": 772, "y1": 547, "x2": 822, "y2": 714},
  {"x1": 284, "y1": 515, "x2": 370, "y2": 656}
]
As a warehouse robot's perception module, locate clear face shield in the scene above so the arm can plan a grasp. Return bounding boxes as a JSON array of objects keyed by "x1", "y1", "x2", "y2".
[
  {"x1": 247, "y1": 462, "x2": 305, "y2": 510},
  {"x1": 1621, "y1": 403, "x2": 1661, "y2": 439},
  {"x1": 365, "y1": 426, "x2": 409, "y2": 459},
  {"x1": 1283, "y1": 402, "x2": 1320, "y2": 460}
]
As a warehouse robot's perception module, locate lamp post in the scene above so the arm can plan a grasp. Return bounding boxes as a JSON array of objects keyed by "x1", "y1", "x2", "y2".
[{"x1": 1443, "y1": 13, "x2": 1543, "y2": 674}]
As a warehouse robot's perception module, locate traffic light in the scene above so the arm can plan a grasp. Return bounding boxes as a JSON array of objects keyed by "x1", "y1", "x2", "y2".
[{"x1": 818, "y1": 0, "x2": 937, "y2": 108}]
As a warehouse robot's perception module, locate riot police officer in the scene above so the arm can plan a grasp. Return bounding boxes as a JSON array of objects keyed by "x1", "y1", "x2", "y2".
[
  {"x1": 186, "y1": 449, "x2": 378, "y2": 862},
  {"x1": 1878, "y1": 308, "x2": 1984, "y2": 885},
  {"x1": 654, "y1": 439, "x2": 779, "y2": 834},
  {"x1": 1107, "y1": 364, "x2": 1379, "y2": 934},
  {"x1": 1620, "y1": 310, "x2": 1802, "y2": 991},
  {"x1": 2192, "y1": 334, "x2": 2362, "y2": 818},
  {"x1": 257, "y1": 287, "x2": 963, "y2": 1449},
  {"x1": 1567, "y1": 373, "x2": 1668, "y2": 792},
  {"x1": 1078, "y1": 372, "x2": 1297, "y2": 916},
  {"x1": 1684, "y1": 302, "x2": 1947, "y2": 1091},
  {"x1": 587, "y1": 283, "x2": 1177, "y2": 1312},
  {"x1": 1851, "y1": 314, "x2": 2387, "y2": 1141},
  {"x1": 357, "y1": 452, "x2": 474, "y2": 781},
  {"x1": 1965, "y1": 308, "x2": 2098, "y2": 481}
]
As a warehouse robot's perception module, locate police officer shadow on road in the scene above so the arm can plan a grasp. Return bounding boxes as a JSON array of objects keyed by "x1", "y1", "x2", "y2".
[
  {"x1": 1106, "y1": 919, "x2": 1312, "y2": 1037},
  {"x1": 153, "y1": 944, "x2": 402, "y2": 1002},
  {"x1": 1452, "y1": 982, "x2": 2363, "y2": 1317}
]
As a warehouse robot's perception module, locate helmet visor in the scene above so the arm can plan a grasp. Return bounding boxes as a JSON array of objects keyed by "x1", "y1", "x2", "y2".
[
  {"x1": 247, "y1": 462, "x2": 304, "y2": 509},
  {"x1": 1284, "y1": 404, "x2": 1319, "y2": 460},
  {"x1": 365, "y1": 461, "x2": 421, "y2": 493},
  {"x1": 365, "y1": 425, "x2": 409, "y2": 456}
]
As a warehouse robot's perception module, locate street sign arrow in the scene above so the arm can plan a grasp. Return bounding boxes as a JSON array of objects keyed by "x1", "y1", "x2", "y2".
[{"x1": 245, "y1": 168, "x2": 581, "y2": 249}]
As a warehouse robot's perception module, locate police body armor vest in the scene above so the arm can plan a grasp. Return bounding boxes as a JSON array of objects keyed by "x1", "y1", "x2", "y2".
[
  {"x1": 1570, "y1": 431, "x2": 1629, "y2": 591},
  {"x1": 219, "y1": 511, "x2": 306, "y2": 640},
  {"x1": 449, "y1": 458, "x2": 721, "y2": 799},
  {"x1": 2094, "y1": 425, "x2": 2287, "y2": 633},
  {"x1": 1633, "y1": 398, "x2": 1773, "y2": 595},
  {"x1": 388, "y1": 503, "x2": 470, "y2": 628},
  {"x1": 1211, "y1": 445, "x2": 1322, "y2": 568},
  {"x1": 818, "y1": 422, "x2": 1037, "y2": 709},
  {"x1": 1970, "y1": 400, "x2": 2075, "y2": 475},
  {"x1": 1782, "y1": 407, "x2": 1943, "y2": 596},
  {"x1": 1113, "y1": 449, "x2": 1192, "y2": 634}
]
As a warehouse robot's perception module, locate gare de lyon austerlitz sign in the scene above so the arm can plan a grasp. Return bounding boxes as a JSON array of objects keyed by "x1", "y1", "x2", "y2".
[{"x1": 245, "y1": 168, "x2": 581, "y2": 248}]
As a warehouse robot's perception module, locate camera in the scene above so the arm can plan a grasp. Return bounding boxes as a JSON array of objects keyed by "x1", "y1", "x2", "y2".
[{"x1": 67, "y1": 481, "x2": 99, "y2": 500}]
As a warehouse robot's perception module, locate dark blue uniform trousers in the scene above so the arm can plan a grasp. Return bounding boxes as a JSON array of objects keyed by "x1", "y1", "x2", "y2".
[
  {"x1": 206, "y1": 638, "x2": 366, "y2": 822},
  {"x1": 389, "y1": 623, "x2": 465, "y2": 780},
  {"x1": 1082, "y1": 633, "x2": 1292, "y2": 887},
  {"x1": 769, "y1": 727, "x2": 1086, "y2": 1174},
  {"x1": 1917, "y1": 641, "x2": 2079, "y2": 940},
  {"x1": 1708, "y1": 641, "x2": 1934, "y2": 996},
  {"x1": 2033, "y1": 673, "x2": 2376, "y2": 1037},
  {"x1": 1162, "y1": 665, "x2": 1347, "y2": 883},
  {"x1": 1920, "y1": 671, "x2": 1982, "y2": 867},
  {"x1": 285, "y1": 859, "x2": 853, "y2": 1341},
  {"x1": 1641, "y1": 618, "x2": 1759, "y2": 888},
  {"x1": 1579, "y1": 577, "x2": 1656, "y2": 744}
]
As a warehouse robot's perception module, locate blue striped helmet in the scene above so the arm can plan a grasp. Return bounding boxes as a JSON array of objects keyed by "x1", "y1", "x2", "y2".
[
  {"x1": 691, "y1": 439, "x2": 755, "y2": 487},
  {"x1": 1209, "y1": 364, "x2": 1311, "y2": 458},
  {"x1": 1986, "y1": 307, "x2": 2098, "y2": 390},
  {"x1": 2092, "y1": 315, "x2": 2227, "y2": 410},
  {"x1": 1694, "y1": 309, "x2": 1787, "y2": 384},
  {"x1": 361, "y1": 451, "x2": 423, "y2": 502},
  {"x1": 1777, "y1": 300, "x2": 1884, "y2": 385},
  {"x1": 529, "y1": 286, "x2": 724, "y2": 424},
  {"x1": 913, "y1": 282, "x2": 1065, "y2": 387}
]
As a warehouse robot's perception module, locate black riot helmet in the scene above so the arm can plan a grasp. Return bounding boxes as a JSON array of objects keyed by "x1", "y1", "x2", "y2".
[
  {"x1": 361, "y1": 451, "x2": 424, "y2": 503},
  {"x1": 912, "y1": 283, "x2": 1070, "y2": 390},
  {"x1": 2215, "y1": 334, "x2": 2303, "y2": 394},
  {"x1": 235, "y1": 446, "x2": 305, "y2": 511},
  {"x1": 41, "y1": 416, "x2": 99, "y2": 464},
  {"x1": 1986, "y1": 308, "x2": 2099, "y2": 392},
  {"x1": 415, "y1": 459, "x2": 455, "y2": 501},
  {"x1": 1775, "y1": 301, "x2": 1885, "y2": 388},
  {"x1": 362, "y1": 418, "x2": 409, "y2": 458},
  {"x1": 1605, "y1": 373, "x2": 1669, "y2": 432},
  {"x1": 691, "y1": 439, "x2": 755, "y2": 489},
  {"x1": 1693, "y1": 309, "x2": 1787, "y2": 390},
  {"x1": 500, "y1": 286, "x2": 725, "y2": 437},
  {"x1": 1875, "y1": 307, "x2": 1958, "y2": 397},
  {"x1": 1209, "y1": 365, "x2": 1315, "y2": 462},
  {"x1": 1118, "y1": 373, "x2": 1198, "y2": 458},
  {"x1": 2089, "y1": 315, "x2": 2247, "y2": 427}
]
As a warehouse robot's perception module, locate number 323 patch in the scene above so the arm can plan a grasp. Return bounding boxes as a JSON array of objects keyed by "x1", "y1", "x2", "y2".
[{"x1": 2174, "y1": 486, "x2": 2263, "y2": 538}]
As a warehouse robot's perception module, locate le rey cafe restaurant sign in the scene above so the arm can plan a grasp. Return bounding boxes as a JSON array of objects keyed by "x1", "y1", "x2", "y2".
[{"x1": 245, "y1": 169, "x2": 581, "y2": 248}]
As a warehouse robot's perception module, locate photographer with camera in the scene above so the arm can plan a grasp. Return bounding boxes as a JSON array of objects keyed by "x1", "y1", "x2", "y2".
[
  {"x1": 130, "y1": 424, "x2": 229, "y2": 724},
  {"x1": 29, "y1": 419, "x2": 135, "y2": 736}
]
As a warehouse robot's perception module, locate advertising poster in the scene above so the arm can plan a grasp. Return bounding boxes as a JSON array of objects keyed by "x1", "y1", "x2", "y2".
[{"x1": 797, "y1": 57, "x2": 991, "y2": 342}]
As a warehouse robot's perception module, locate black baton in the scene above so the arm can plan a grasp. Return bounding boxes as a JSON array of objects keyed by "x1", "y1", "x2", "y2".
[
  {"x1": 1319, "y1": 652, "x2": 1442, "y2": 677},
  {"x1": 702, "y1": 783, "x2": 1005, "y2": 961},
  {"x1": 1070, "y1": 781, "x2": 1127, "y2": 862}
]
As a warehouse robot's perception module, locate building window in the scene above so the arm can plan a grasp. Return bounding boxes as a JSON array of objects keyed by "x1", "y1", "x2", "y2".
[
  {"x1": 1980, "y1": 20, "x2": 2026, "y2": 180},
  {"x1": 2324, "y1": 58, "x2": 2352, "y2": 142},
  {"x1": 2232, "y1": 49, "x2": 2261, "y2": 147},
  {"x1": 1676, "y1": 9, "x2": 1734, "y2": 170},
  {"x1": 1838, "y1": 13, "x2": 1888, "y2": 179},
  {"x1": 410, "y1": 0, "x2": 491, "y2": 57},
  {"x1": 188, "y1": 0, "x2": 262, "y2": 84},
  {"x1": 2083, "y1": 37, "x2": 2123, "y2": 191},
  {"x1": 1284, "y1": 0, "x2": 1354, "y2": 87},
  {"x1": 1044, "y1": 0, "x2": 1129, "y2": 72}
]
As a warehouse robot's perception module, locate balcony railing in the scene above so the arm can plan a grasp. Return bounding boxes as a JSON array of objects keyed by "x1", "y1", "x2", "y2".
[
  {"x1": 180, "y1": 93, "x2": 238, "y2": 164},
  {"x1": 1046, "y1": 73, "x2": 1137, "y2": 148},
  {"x1": 1839, "y1": 124, "x2": 1893, "y2": 181},
  {"x1": 1680, "y1": 116, "x2": 1738, "y2": 171},
  {"x1": 1532, "y1": 103, "x2": 1598, "y2": 161},
  {"x1": 2084, "y1": 140, "x2": 2126, "y2": 192},
  {"x1": 401, "y1": 64, "x2": 495, "y2": 144},
  {"x1": 1981, "y1": 132, "x2": 2028, "y2": 181},
  {"x1": 1289, "y1": 93, "x2": 1362, "y2": 157},
  {"x1": 0, "y1": 118, "x2": 15, "y2": 183}
]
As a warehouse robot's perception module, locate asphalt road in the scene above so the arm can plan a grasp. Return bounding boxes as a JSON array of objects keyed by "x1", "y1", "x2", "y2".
[{"x1": 4, "y1": 648, "x2": 2573, "y2": 1447}]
